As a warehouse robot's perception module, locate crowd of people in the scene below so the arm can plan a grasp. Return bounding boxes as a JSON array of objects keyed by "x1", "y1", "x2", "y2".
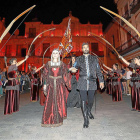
[
  {"x1": 2, "y1": 43, "x2": 104, "y2": 129},
  {"x1": 0, "y1": 68, "x2": 36, "y2": 98},
  {"x1": 103, "y1": 66, "x2": 132, "y2": 96},
  {"x1": 103, "y1": 56, "x2": 140, "y2": 112},
  {"x1": 3, "y1": 42, "x2": 140, "y2": 129}
]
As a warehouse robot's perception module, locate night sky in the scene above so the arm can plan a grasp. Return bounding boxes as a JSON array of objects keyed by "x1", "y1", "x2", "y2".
[{"x1": 0, "y1": 0, "x2": 118, "y2": 35}]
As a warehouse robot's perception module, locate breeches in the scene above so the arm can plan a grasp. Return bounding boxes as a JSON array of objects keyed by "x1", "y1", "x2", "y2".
[{"x1": 79, "y1": 90, "x2": 95, "y2": 103}]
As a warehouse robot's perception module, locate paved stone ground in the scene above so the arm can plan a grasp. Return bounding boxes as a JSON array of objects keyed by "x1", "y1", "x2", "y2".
[{"x1": 0, "y1": 90, "x2": 140, "y2": 140}]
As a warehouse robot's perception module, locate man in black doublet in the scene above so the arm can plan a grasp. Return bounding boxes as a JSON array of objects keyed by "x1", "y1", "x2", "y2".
[{"x1": 70, "y1": 42, "x2": 104, "y2": 128}]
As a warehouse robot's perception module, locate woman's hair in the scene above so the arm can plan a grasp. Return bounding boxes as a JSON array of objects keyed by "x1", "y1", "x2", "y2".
[
  {"x1": 51, "y1": 49, "x2": 60, "y2": 66},
  {"x1": 9, "y1": 58, "x2": 17, "y2": 64},
  {"x1": 70, "y1": 55, "x2": 76, "y2": 67}
]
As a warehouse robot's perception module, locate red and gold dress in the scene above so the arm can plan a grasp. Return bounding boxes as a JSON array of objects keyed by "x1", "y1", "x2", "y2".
[
  {"x1": 4, "y1": 64, "x2": 20, "y2": 115},
  {"x1": 30, "y1": 70, "x2": 39, "y2": 102},
  {"x1": 41, "y1": 61, "x2": 71, "y2": 127}
]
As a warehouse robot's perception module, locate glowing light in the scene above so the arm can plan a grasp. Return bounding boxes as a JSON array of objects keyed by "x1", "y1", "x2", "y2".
[
  {"x1": 88, "y1": 32, "x2": 90, "y2": 36},
  {"x1": 76, "y1": 32, "x2": 79, "y2": 36},
  {"x1": 99, "y1": 32, "x2": 103, "y2": 36},
  {"x1": 38, "y1": 34, "x2": 42, "y2": 38},
  {"x1": 24, "y1": 34, "x2": 27, "y2": 38}
]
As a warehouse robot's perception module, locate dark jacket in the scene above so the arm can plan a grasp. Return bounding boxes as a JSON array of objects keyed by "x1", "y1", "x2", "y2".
[{"x1": 75, "y1": 54, "x2": 104, "y2": 90}]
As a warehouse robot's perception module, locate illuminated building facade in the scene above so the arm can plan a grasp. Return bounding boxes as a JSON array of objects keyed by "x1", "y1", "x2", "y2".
[
  {"x1": 0, "y1": 12, "x2": 104, "y2": 71},
  {"x1": 114, "y1": 0, "x2": 140, "y2": 62}
]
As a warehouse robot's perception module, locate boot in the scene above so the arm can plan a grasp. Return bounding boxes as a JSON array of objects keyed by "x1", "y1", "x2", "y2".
[
  {"x1": 81, "y1": 101, "x2": 89, "y2": 128},
  {"x1": 87, "y1": 103, "x2": 94, "y2": 119}
]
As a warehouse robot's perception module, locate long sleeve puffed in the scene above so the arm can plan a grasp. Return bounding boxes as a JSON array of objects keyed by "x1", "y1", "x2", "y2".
[{"x1": 63, "y1": 63, "x2": 71, "y2": 90}]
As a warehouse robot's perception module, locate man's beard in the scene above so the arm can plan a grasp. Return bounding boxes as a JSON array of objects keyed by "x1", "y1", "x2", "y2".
[{"x1": 83, "y1": 50, "x2": 89, "y2": 54}]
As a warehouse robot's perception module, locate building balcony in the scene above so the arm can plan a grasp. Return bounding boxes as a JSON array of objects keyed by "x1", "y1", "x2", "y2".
[
  {"x1": 121, "y1": 10, "x2": 131, "y2": 25},
  {"x1": 116, "y1": 35, "x2": 140, "y2": 55},
  {"x1": 130, "y1": 0, "x2": 140, "y2": 14}
]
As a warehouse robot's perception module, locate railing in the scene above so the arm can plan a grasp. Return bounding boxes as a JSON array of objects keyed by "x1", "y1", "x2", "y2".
[
  {"x1": 130, "y1": 0, "x2": 140, "y2": 12},
  {"x1": 116, "y1": 35, "x2": 140, "y2": 52},
  {"x1": 121, "y1": 10, "x2": 131, "y2": 25}
]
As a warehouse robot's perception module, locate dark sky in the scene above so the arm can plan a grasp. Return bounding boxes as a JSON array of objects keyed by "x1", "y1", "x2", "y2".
[{"x1": 0, "y1": 0, "x2": 118, "y2": 35}]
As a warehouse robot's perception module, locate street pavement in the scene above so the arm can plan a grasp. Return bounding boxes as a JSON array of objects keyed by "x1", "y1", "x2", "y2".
[{"x1": 0, "y1": 90, "x2": 140, "y2": 140}]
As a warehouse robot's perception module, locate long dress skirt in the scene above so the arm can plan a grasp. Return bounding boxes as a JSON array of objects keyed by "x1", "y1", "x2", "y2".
[
  {"x1": 4, "y1": 90, "x2": 19, "y2": 115},
  {"x1": 41, "y1": 82, "x2": 67, "y2": 127},
  {"x1": 136, "y1": 81, "x2": 140, "y2": 111},
  {"x1": 107, "y1": 78, "x2": 112, "y2": 95},
  {"x1": 130, "y1": 74, "x2": 139, "y2": 110},
  {"x1": 40, "y1": 89, "x2": 46, "y2": 106},
  {"x1": 30, "y1": 83, "x2": 39, "y2": 101},
  {"x1": 131, "y1": 82, "x2": 138, "y2": 110},
  {"x1": 112, "y1": 80, "x2": 122, "y2": 101}
]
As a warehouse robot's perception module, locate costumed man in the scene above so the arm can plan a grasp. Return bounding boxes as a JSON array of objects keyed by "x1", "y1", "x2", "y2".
[
  {"x1": 4, "y1": 56, "x2": 28, "y2": 115},
  {"x1": 69, "y1": 42, "x2": 104, "y2": 128}
]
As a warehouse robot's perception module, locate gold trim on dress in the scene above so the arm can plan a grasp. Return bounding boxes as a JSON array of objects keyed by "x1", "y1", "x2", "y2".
[
  {"x1": 49, "y1": 76, "x2": 62, "y2": 79},
  {"x1": 41, "y1": 122, "x2": 63, "y2": 127}
]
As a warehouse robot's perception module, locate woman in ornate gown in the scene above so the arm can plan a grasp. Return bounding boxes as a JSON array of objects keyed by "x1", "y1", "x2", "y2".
[
  {"x1": 4, "y1": 56, "x2": 28, "y2": 115},
  {"x1": 30, "y1": 65, "x2": 44, "y2": 102},
  {"x1": 41, "y1": 49, "x2": 71, "y2": 127},
  {"x1": 103, "y1": 63, "x2": 122, "y2": 101},
  {"x1": 67, "y1": 55, "x2": 81, "y2": 108},
  {"x1": 119, "y1": 56, "x2": 140, "y2": 111}
]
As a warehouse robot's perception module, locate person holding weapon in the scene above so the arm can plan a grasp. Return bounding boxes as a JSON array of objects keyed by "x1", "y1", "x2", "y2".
[{"x1": 4, "y1": 56, "x2": 29, "y2": 115}]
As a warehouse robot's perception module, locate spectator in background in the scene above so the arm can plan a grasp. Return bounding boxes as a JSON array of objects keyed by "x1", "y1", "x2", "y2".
[
  {"x1": 24, "y1": 72, "x2": 30, "y2": 90},
  {"x1": 22, "y1": 71, "x2": 26, "y2": 91},
  {"x1": 0, "y1": 68, "x2": 3, "y2": 98},
  {"x1": 126, "y1": 67, "x2": 132, "y2": 95},
  {"x1": 19, "y1": 71, "x2": 24, "y2": 93}
]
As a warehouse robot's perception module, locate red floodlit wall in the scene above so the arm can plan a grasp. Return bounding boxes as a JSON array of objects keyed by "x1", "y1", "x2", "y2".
[{"x1": 0, "y1": 14, "x2": 105, "y2": 71}]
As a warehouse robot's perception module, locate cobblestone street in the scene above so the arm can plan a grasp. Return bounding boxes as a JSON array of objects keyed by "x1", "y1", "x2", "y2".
[{"x1": 0, "y1": 90, "x2": 140, "y2": 140}]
